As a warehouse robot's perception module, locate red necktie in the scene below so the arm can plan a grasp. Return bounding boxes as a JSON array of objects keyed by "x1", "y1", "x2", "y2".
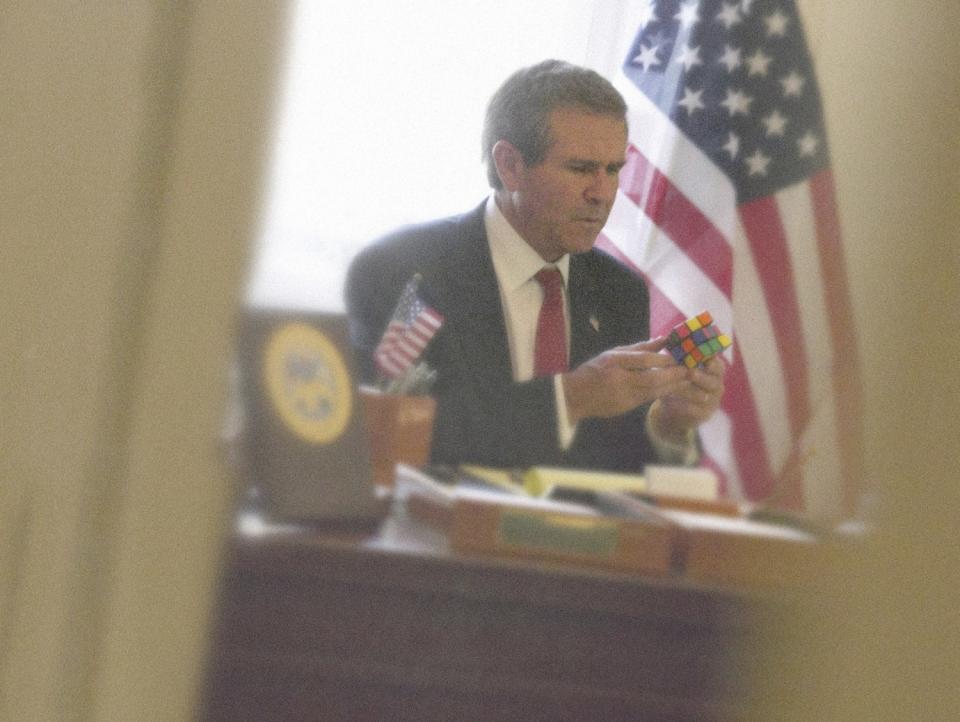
[{"x1": 533, "y1": 266, "x2": 567, "y2": 377}]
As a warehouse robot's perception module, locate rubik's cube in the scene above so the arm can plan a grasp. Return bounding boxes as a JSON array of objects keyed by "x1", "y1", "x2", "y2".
[{"x1": 665, "y1": 311, "x2": 732, "y2": 368}]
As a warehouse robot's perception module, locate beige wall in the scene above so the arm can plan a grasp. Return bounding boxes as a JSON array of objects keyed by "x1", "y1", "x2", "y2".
[
  {"x1": 0, "y1": 3, "x2": 286, "y2": 719},
  {"x1": 802, "y1": 0, "x2": 960, "y2": 486},
  {"x1": 763, "y1": 2, "x2": 960, "y2": 718}
]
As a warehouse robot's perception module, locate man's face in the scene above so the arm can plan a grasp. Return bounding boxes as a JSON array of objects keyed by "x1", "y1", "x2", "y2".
[{"x1": 502, "y1": 107, "x2": 628, "y2": 262}]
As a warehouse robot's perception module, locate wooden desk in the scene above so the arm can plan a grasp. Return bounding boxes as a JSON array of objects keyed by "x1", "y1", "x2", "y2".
[{"x1": 199, "y1": 513, "x2": 800, "y2": 721}]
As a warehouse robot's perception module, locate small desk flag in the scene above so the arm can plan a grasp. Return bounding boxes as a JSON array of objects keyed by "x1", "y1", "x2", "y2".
[{"x1": 374, "y1": 274, "x2": 445, "y2": 381}]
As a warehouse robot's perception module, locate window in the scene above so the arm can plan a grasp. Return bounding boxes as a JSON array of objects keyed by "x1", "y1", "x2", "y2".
[{"x1": 246, "y1": 0, "x2": 599, "y2": 311}]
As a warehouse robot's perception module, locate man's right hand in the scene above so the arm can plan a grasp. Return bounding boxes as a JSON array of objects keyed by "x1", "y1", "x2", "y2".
[{"x1": 561, "y1": 337, "x2": 689, "y2": 423}]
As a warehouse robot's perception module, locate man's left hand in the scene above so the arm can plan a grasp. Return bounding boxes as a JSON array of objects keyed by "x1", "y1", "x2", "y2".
[{"x1": 649, "y1": 357, "x2": 726, "y2": 443}]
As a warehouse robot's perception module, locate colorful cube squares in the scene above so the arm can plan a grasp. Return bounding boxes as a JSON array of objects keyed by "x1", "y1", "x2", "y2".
[{"x1": 665, "y1": 311, "x2": 732, "y2": 368}]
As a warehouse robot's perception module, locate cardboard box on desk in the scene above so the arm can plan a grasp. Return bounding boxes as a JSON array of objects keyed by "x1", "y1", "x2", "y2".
[
  {"x1": 554, "y1": 488, "x2": 831, "y2": 589},
  {"x1": 396, "y1": 465, "x2": 677, "y2": 576},
  {"x1": 395, "y1": 465, "x2": 831, "y2": 588}
]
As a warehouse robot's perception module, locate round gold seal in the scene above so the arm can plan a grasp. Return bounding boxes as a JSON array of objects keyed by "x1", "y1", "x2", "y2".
[{"x1": 263, "y1": 322, "x2": 352, "y2": 445}]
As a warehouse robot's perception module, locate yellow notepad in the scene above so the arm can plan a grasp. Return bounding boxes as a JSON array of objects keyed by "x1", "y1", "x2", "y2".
[
  {"x1": 458, "y1": 464, "x2": 526, "y2": 494},
  {"x1": 522, "y1": 466, "x2": 649, "y2": 497}
]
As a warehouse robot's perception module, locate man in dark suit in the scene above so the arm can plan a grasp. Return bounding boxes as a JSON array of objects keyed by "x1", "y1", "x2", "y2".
[{"x1": 346, "y1": 60, "x2": 724, "y2": 472}]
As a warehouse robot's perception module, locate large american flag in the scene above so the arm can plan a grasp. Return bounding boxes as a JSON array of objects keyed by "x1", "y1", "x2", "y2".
[
  {"x1": 374, "y1": 274, "x2": 445, "y2": 379},
  {"x1": 596, "y1": 0, "x2": 863, "y2": 517}
]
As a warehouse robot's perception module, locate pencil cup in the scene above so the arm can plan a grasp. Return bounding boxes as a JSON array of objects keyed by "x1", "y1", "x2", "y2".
[{"x1": 359, "y1": 385, "x2": 436, "y2": 488}]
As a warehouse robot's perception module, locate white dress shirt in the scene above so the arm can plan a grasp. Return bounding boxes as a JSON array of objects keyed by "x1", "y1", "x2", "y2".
[{"x1": 485, "y1": 196, "x2": 578, "y2": 448}]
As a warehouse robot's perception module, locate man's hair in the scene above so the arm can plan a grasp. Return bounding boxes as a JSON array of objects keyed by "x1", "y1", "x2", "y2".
[{"x1": 482, "y1": 59, "x2": 627, "y2": 189}]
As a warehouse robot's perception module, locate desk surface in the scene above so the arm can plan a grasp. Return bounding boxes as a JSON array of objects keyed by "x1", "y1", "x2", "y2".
[{"x1": 200, "y1": 513, "x2": 801, "y2": 721}]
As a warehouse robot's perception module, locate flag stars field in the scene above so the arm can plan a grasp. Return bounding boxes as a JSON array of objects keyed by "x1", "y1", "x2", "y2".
[
  {"x1": 745, "y1": 48, "x2": 773, "y2": 77},
  {"x1": 722, "y1": 131, "x2": 740, "y2": 159},
  {"x1": 716, "y1": 2, "x2": 742, "y2": 30},
  {"x1": 797, "y1": 131, "x2": 819, "y2": 157},
  {"x1": 764, "y1": 9, "x2": 790, "y2": 37},
  {"x1": 745, "y1": 148, "x2": 771, "y2": 176},
  {"x1": 718, "y1": 44, "x2": 743, "y2": 72},
  {"x1": 721, "y1": 87, "x2": 753, "y2": 116},
  {"x1": 762, "y1": 109, "x2": 788, "y2": 137},
  {"x1": 634, "y1": 42, "x2": 663, "y2": 72},
  {"x1": 624, "y1": 0, "x2": 829, "y2": 197},
  {"x1": 780, "y1": 70, "x2": 806, "y2": 97},
  {"x1": 675, "y1": 43, "x2": 703, "y2": 71},
  {"x1": 678, "y1": 86, "x2": 706, "y2": 114}
]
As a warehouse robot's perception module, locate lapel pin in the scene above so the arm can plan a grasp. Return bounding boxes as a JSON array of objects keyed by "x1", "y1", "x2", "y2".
[{"x1": 589, "y1": 315, "x2": 600, "y2": 333}]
